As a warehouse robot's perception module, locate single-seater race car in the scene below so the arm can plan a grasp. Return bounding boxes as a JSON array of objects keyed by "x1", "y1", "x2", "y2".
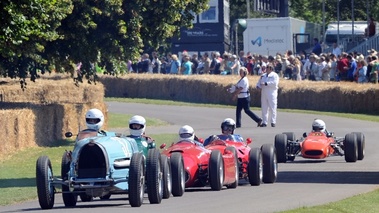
[
  {"x1": 274, "y1": 131, "x2": 365, "y2": 163},
  {"x1": 160, "y1": 138, "x2": 238, "y2": 196},
  {"x1": 36, "y1": 129, "x2": 169, "y2": 209},
  {"x1": 204, "y1": 135, "x2": 277, "y2": 185}
]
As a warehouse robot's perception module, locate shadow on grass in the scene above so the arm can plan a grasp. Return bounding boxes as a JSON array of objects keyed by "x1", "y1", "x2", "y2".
[
  {"x1": 277, "y1": 171, "x2": 379, "y2": 185},
  {"x1": 45, "y1": 139, "x2": 75, "y2": 147},
  {"x1": 0, "y1": 178, "x2": 35, "y2": 188}
]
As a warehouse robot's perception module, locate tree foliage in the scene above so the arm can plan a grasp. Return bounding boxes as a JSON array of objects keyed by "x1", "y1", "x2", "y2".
[{"x1": 0, "y1": 0, "x2": 208, "y2": 87}]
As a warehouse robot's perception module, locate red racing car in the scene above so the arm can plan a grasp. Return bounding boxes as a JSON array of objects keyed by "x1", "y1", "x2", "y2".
[
  {"x1": 204, "y1": 135, "x2": 277, "y2": 185},
  {"x1": 160, "y1": 138, "x2": 238, "y2": 196},
  {"x1": 274, "y1": 131, "x2": 365, "y2": 163}
]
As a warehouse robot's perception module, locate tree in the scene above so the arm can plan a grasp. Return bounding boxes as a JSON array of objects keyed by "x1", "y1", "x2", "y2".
[{"x1": 0, "y1": 0, "x2": 209, "y2": 87}]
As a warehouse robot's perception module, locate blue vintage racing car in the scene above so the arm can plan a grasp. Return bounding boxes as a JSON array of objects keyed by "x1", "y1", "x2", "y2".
[{"x1": 36, "y1": 129, "x2": 170, "y2": 209}]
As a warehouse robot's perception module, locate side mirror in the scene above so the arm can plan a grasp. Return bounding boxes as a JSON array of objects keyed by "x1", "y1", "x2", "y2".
[
  {"x1": 65, "y1": 132, "x2": 73, "y2": 138},
  {"x1": 198, "y1": 138, "x2": 204, "y2": 144},
  {"x1": 302, "y1": 132, "x2": 307, "y2": 138},
  {"x1": 326, "y1": 132, "x2": 334, "y2": 137},
  {"x1": 246, "y1": 138, "x2": 252, "y2": 145},
  {"x1": 160, "y1": 143, "x2": 166, "y2": 149}
]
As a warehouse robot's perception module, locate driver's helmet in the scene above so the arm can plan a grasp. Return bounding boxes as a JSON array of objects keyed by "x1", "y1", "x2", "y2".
[
  {"x1": 221, "y1": 118, "x2": 236, "y2": 134},
  {"x1": 129, "y1": 115, "x2": 146, "y2": 137},
  {"x1": 179, "y1": 125, "x2": 195, "y2": 141},
  {"x1": 85, "y1": 108, "x2": 104, "y2": 131},
  {"x1": 312, "y1": 119, "x2": 326, "y2": 132}
]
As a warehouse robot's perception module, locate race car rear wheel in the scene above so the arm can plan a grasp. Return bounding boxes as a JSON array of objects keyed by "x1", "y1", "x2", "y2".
[
  {"x1": 160, "y1": 155, "x2": 172, "y2": 199},
  {"x1": 352, "y1": 132, "x2": 365, "y2": 160},
  {"x1": 146, "y1": 149, "x2": 163, "y2": 204},
  {"x1": 261, "y1": 144, "x2": 278, "y2": 184},
  {"x1": 225, "y1": 146, "x2": 239, "y2": 189},
  {"x1": 129, "y1": 152, "x2": 145, "y2": 207},
  {"x1": 275, "y1": 134, "x2": 288, "y2": 163},
  {"x1": 344, "y1": 133, "x2": 358, "y2": 163},
  {"x1": 170, "y1": 152, "x2": 185, "y2": 197},
  {"x1": 36, "y1": 156, "x2": 55, "y2": 209},
  {"x1": 61, "y1": 151, "x2": 77, "y2": 207},
  {"x1": 282, "y1": 132, "x2": 296, "y2": 141},
  {"x1": 248, "y1": 148, "x2": 262, "y2": 186},
  {"x1": 209, "y1": 150, "x2": 224, "y2": 191}
]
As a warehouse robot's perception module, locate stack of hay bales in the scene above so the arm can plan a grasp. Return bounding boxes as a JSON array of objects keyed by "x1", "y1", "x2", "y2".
[
  {"x1": 0, "y1": 77, "x2": 106, "y2": 159},
  {"x1": 100, "y1": 74, "x2": 379, "y2": 114}
]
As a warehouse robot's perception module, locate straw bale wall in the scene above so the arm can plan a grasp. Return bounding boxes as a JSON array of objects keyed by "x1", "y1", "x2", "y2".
[
  {"x1": 100, "y1": 74, "x2": 379, "y2": 114},
  {"x1": 0, "y1": 77, "x2": 106, "y2": 160}
]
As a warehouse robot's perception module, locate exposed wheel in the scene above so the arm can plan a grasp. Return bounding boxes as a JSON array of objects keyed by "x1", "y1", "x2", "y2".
[
  {"x1": 146, "y1": 149, "x2": 163, "y2": 204},
  {"x1": 160, "y1": 155, "x2": 172, "y2": 199},
  {"x1": 129, "y1": 152, "x2": 145, "y2": 207},
  {"x1": 344, "y1": 133, "x2": 358, "y2": 163},
  {"x1": 248, "y1": 148, "x2": 262, "y2": 186},
  {"x1": 61, "y1": 151, "x2": 77, "y2": 207},
  {"x1": 352, "y1": 132, "x2": 365, "y2": 160},
  {"x1": 80, "y1": 194, "x2": 93, "y2": 202},
  {"x1": 100, "y1": 194, "x2": 111, "y2": 200},
  {"x1": 282, "y1": 132, "x2": 296, "y2": 141},
  {"x1": 225, "y1": 146, "x2": 238, "y2": 189},
  {"x1": 209, "y1": 150, "x2": 224, "y2": 191},
  {"x1": 275, "y1": 134, "x2": 288, "y2": 163},
  {"x1": 170, "y1": 152, "x2": 185, "y2": 197},
  {"x1": 261, "y1": 144, "x2": 278, "y2": 184},
  {"x1": 36, "y1": 156, "x2": 55, "y2": 209}
]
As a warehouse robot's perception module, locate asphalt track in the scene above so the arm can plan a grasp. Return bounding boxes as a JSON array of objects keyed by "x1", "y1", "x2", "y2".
[{"x1": 1, "y1": 102, "x2": 379, "y2": 213}]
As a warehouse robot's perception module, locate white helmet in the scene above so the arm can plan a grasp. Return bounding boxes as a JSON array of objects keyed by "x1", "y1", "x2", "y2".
[
  {"x1": 129, "y1": 115, "x2": 146, "y2": 137},
  {"x1": 179, "y1": 125, "x2": 195, "y2": 140},
  {"x1": 221, "y1": 118, "x2": 236, "y2": 134},
  {"x1": 85, "y1": 108, "x2": 104, "y2": 131},
  {"x1": 312, "y1": 119, "x2": 326, "y2": 132}
]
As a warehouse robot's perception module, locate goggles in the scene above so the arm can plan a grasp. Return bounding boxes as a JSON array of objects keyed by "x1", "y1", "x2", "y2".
[
  {"x1": 129, "y1": 123, "x2": 144, "y2": 130},
  {"x1": 180, "y1": 133, "x2": 193, "y2": 139},
  {"x1": 222, "y1": 125, "x2": 234, "y2": 132},
  {"x1": 86, "y1": 118, "x2": 100, "y2": 124}
]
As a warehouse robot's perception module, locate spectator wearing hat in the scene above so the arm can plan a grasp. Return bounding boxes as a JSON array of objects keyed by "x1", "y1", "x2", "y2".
[
  {"x1": 368, "y1": 49, "x2": 377, "y2": 57},
  {"x1": 354, "y1": 59, "x2": 368, "y2": 83}
]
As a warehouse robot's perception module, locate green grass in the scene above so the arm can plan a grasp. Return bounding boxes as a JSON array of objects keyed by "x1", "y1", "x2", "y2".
[{"x1": 108, "y1": 112, "x2": 169, "y2": 128}]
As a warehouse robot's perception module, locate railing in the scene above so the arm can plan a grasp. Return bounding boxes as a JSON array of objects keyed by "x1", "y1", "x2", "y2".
[{"x1": 346, "y1": 34, "x2": 379, "y2": 54}]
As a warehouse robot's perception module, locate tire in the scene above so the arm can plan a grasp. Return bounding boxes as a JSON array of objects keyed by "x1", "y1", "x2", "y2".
[
  {"x1": 225, "y1": 146, "x2": 239, "y2": 189},
  {"x1": 344, "y1": 133, "x2": 358, "y2": 163},
  {"x1": 275, "y1": 134, "x2": 288, "y2": 163},
  {"x1": 282, "y1": 132, "x2": 296, "y2": 141},
  {"x1": 248, "y1": 148, "x2": 262, "y2": 186},
  {"x1": 261, "y1": 144, "x2": 278, "y2": 184},
  {"x1": 61, "y1": 152, "x2": 77, "y2": 207},
  {"x1": 208, "y1": 150, "x2": 224, "y2": 191},
  {"x1": 160, "y1": 155, "x2": 172, "y2": 199},
  {"x1": 129, "y1": 152, "x2": 145, "y2": 207},
  {"x1": 170, "y1": 152, "x2": 185, "y2": 197},
  {"x1": 36, "y1": 156, "x2": 55, "y2": 209},
  {"x1": 352, "y1": 132, "x2": 365, "y2": 160},
  {"x1": 146, "y1": 149, "x2": 163, "y2": 204}
]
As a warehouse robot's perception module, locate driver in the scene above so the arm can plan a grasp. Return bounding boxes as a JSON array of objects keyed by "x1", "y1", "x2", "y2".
[
  {"x1": 312, "y1": 119, "x2": 328, "y2": 134},
  {"x1": 178, "y1": 125, "x2": 203, "y2": 146},
  {"x1": 203, "y1": 118, "x2": 244, "y2": 146},
  {"x1": 84, "y1": 108, "x2": 107, "y2": 135},
  {"x1": 127, "y1": 115, "x2": 155, "y2": 150}
]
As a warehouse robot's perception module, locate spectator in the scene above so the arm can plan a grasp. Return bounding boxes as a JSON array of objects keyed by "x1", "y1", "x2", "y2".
[
  {"x1": 181, "y1": 55, "x2": 192, "y2": 75},
  {"x1": 202, "y1": 52, "x2": 211, "y2": 74},
  {"x1": 227, "y1": 67, "x2": 262, "y2": 128},
  {"x1": 336, "y1": 52, "x2": 349, "y2": 81},
  {"x1": 312, "y1": 38, "x2": 322, "y2": 56},
  {"x1": 152, "y1": 52, "x2": 161, "y2": 74},
  {"x1": 368, "y1": 16, "x2": 376, "y2": 37},
  {"x1": 346, "y1": 55, "x2": 357, "y2": 82},
  {"x1": 329, "y1": 54, "x2": 338, "y2": 81},
  {"x1": 230, "y1": 54, "x2": 241, "y2": 75},
  {"x1": 292, "y1": 57, "x2": 302, "y2": 81},
  {"x1": 170, "y1": 54, "x2": 181, "y2": 74},
  {"x1": 246, "y1": 55, "x2": 255, "y2": 75},
  {"x1": 256, "y1": 63, "x2": 279, "y2": 127},
  {"x1": 191, "y1": 53, "x2": 199, "y2": 74},
  {"x1": 332, "y1": 43, "x2": 341, "y2": 57},
  {"x1": 258, "y1": 55, "x2": 268, "y2": 75},
  {"x1": 274, "y1": 55, "x2": 282, "y2": 77},
  {"x1": 355, "y1": 59, "x2": 368, "y2": 83}
]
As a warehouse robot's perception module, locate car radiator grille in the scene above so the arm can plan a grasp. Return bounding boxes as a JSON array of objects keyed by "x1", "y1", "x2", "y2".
[{"x1": 77, "y1": 144, "x2": 107, "y2": 178}]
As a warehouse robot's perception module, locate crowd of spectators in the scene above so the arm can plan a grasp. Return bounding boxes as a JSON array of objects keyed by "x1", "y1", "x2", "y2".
[{"x1": 129, "y1": 46, "x2": 379, "y2": 84}]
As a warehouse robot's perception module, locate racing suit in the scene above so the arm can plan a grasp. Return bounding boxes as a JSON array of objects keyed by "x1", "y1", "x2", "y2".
[{"x1": 256, "y1": 71, "x2": 279, "y2": 126}]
